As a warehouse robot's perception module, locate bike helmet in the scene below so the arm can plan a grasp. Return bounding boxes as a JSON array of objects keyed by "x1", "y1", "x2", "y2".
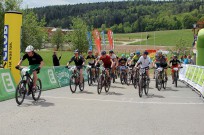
[
  {"x1": 88, "y1": 50, "x2": 92, "y2": 53},
  {"x1": 130, "y1": 53, "x2": 134, "y2": 57},
  {"x1": 158, "y1": 51, "x2": 162, "y2": 55},
  {"x1": 109, "y1": 50, "x2": 114, "y2": 54},
  {"x1": 101, "y1": 50, "x2": 106, "y2": 55},
  {"x1": 136, "y1": 51, "x2": 140, "y2": 55},
  {"x1": 173, "y1": 55, "x2": 177, "y2": 59},
  {"x1": 25, "y1": 45, "x2": 34, "y2": 52},
  {"x1": 143, "y1": 51, "x2": 148, "y2": 55},
  {"x1": 126, "y1": 55, "x2": 129, "y2": 58},
  {"x1": 74, "y1": 49, "x2": 79, "y2": 54},
  {"x1": 121, "y1": 54, "x2": 125, "y2": 58}
]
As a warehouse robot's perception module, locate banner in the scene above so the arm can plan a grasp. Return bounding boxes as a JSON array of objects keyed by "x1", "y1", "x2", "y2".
[
  {"x1": 4, "y1": 11, "x2": 22, "y2": 84},
  {"x1": 179, "y1": 64, "x2": 204, "y2": 96},
  {"x1": 0, "y1": 69, "x2": 16, "y2": 102},
  {"x1": 37, "y1": 67, "x2": 60, "y2": 90},
  {"x1": 92, "y1": 29, "x2": 101, "y2": 53},
  {"x1": 54, "y1": 66, "x2": 71, "y2": 87},
  {"x1": 87, "y1": 32, "x2": 93, "y2": 51},
  {"x1": 101, "y1": 31, "x2": 106, "y2": 50},
  {"x1": 107, "y1": 30, "x2": 114, "y2": 50}
]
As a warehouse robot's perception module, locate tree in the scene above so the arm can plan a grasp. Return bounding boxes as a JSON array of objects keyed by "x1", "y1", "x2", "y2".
[
  {"x1": 21, "y1": 10, "x2": 46, "y2": 51},
  {"x1": 70, "y1": 17, "x2": 88, "y2": 53},
  {"x1": 51, "y1": 28, "x2": 64, "y2": 51}
]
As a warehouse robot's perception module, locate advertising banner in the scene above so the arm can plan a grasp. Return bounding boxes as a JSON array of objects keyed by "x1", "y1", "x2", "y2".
[
  {"x1": 107, "y1": 30, "x2": 114, "y2": 50},
  {"x1": 3, "y1": 11, "x2": 22, "y2": 84},
  {"x1": 93, "y1": 29, "x2": 101, "y2": 53}
]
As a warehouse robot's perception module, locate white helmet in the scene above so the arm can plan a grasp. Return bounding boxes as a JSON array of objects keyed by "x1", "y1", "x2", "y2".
[
  {"x1": 25, "y1": 45, "x2": 34, "y2": 52},
  {"x1": 130, "y1": 53, "x2": 134, "y2": 57}
]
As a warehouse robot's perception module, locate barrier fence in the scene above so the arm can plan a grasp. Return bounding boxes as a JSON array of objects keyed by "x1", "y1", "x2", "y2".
[
  {"x1": 0, "y1": 66, "x2": 88, "y2": 102},
  {"x1": 179, "y1": 64, "x2": 204, "y2": 97}
]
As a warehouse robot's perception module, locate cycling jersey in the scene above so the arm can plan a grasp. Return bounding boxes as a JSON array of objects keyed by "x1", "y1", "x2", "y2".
[
  {"x1": 132, "y1": 55, "x2": 140, "y2": 64},
  {"x1": 22, "y1": 52, "x2": 43, "y2": 65},
  {"x1": 137, "y1": 56, "x2": 151, "y2": 68},
  {"x1": 158, "y1": 55, "x2": 168, "y2": 68},
  {"x1": 119, "y1": 58, "x2": 127, "y2": 66},
  {"x1": 86, "y1": 55, "x2": 95, "y2": 65},
  {"x1": 170, "y1": 59, "x2": 180, "y2": 66},
  {"x1": 100, "y1": 55, "x2": 112, "y2": 68},
  {"x1": 69, "y1": 56, "x2": 85, "y2": 67},
  {"x1": 109, "y1": 54, "x2": 117, "y2": 62}
]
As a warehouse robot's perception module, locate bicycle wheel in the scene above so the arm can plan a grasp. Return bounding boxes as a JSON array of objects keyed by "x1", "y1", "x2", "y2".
[
  {"x1": 105, "y1": 77, "x2": 111, "y2": 93},
  {"x1": 144, "y1": 79, "x2": 149, "y2": 95},
  {"x1": 174, "y1": 72, "x2": 178, "y2": 87},
  {"x1": 87, "y1": 69, "x2": 92, "y2": 86},
  {"x1": 163, "y1": 77, "x2": 167, "y2": 89},
  {"x1": 97, "y1": 75, "x2": 103, "y2": 94},
  {"x1": 70, "y1": 75, "x2": 77, "y2": 93},
  {"x1": 79, "y1": 78, "x2": 85, "y2": 91},
  {"x1": 126, "y1": 72, "x2": 131, "y2": 85},
  {"x1": 157, "y1": 74, "x2": 162, "y2": 91},
  {"x1": 120, "y1": 72, "x2": 124, "y2": 85},
  {"x1": 133, "y1": 72, "x2": 139, "y2": 89},
  {"x1": 15, "y1": 80, "x2": 26, "y2": 105},
  {"x1": 138, "y1": 78, "x2": 143, "y2": 97},
  {"x1": 32, "y1": 78, "x2": 42, "y2": 101}
]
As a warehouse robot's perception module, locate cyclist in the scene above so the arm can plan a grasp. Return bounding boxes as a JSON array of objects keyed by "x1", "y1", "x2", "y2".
[
  {"x1": 119, "y1": 54, "x2": 128, "y2": 74},
  {"x1": 157, "y1": 51, "x2": 168, "y2": 80},
  {"x1": 135, "y1": 51, "x2": 151, "y2": 80},
  {"x1": 169, "y1": 55, "x2": 181, "y2": 84},
  {"x1": 109, "y1": 50, "x2": 118, "y2": 77},
  {"x1": 94, "y1": 52, "x2": 101, "y2": 68},
  {"x1": 67, "y1": 49, "x2": 85, "y2": 84},
  {"x1": 86, "y1": 50, "x2": 96, "y2": 78},
  {"x1": 16, "y1": 45, "x2": 44, "y2": 94},
  {"x1": 95, "y1": 50, "x2": 114, "y2": 79},
  {"x1": 130, "y1": 51, "x2": 141, "y2": 66},
  {"x1": 153, "y1": 53, "x2": 160, "y2": 79},
  {"x1": 127, "y1": 53, "x2": 135, "y2": 68}
]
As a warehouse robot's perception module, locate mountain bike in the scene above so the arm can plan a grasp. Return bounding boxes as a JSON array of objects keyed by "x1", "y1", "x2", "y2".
[
  {"x1": 67, "y1": 66, "x2": 84, "y2": 93},
  {"x1": 87, "y1": 65, "x2": 96, "y2": 86},
  {"x1": 155, "y1": 67, "x2": 167, "y2": 91},
  {"x1": 120, "y1": 66, "x2": 128, "y2": 85},
  {"x1": 171, "y1": 66, "x2": 182, "y2": 87},
  {"x1": 133, "y1": 67, "x2": 140, "y2": 89},
  {"x1": 15, "y1": 67, "x2": 42, "y2": 105},
  {"x1": 97, "y1": 67, "x2": 111, "y2": 94},
  {"x1": 138, "y1": 68, "x2": 149, "y2": 97}
]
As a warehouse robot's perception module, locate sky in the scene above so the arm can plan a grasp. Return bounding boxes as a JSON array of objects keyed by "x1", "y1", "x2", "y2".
[{"x1": 22, "y1": 0, "x2": 125, "y2": 8}]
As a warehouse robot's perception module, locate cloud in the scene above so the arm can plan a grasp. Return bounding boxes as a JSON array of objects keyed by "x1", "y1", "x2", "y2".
[{"x1": 22, "y1": 0, "x2": 125, "y2": 8}]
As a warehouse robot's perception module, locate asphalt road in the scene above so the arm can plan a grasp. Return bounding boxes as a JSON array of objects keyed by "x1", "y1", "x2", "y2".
[{"x1": 0, "y1": 78, "x2": 204, "y2": 135}]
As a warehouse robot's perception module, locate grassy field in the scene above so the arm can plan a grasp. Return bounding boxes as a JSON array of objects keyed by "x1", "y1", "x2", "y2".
[
  {"x1": 22, "y1": 51, "x2": 73, "y2": 66},
  {"x1": 114, "y1": 29, "x2": 193, "y2": 46}
]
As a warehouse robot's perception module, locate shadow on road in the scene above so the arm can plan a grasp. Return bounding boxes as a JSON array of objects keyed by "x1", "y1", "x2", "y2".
[
  {"x1": 18, "y1": 99, "x2": 55, "y2": 107},
  {"x1": 164, "y1": 87, "x2": 179, "y2": 92},
  {"x1": 111, "y1": 85, "x2": 126, "y2": 89},
  {"x1": 105, "y1": 92, "x2": 124, "y2": 96},
  {"x1": 146, "y1": 94, "x2": 165, "y2": 98},
  {"x1": 76, "y1": 91, "x2": 95, "y2": 94}
]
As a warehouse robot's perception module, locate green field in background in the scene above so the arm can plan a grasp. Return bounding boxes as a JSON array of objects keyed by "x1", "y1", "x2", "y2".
[{"x1": 114, "y1": 29, "x2": 193, "y2": 46}]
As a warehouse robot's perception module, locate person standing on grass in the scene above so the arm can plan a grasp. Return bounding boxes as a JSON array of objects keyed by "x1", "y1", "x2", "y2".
[{"x1": 53, "y1": 51, "x2": 62, "y2": 66}]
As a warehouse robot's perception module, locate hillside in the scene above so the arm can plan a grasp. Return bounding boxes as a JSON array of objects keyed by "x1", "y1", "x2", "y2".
[{"x1": 33, "y1": 0, "x2": 204, "y2": 33}]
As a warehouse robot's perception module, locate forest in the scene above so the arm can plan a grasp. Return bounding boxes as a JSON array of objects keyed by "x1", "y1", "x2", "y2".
[{"x1": 32, "y1": 0, "x2": 204, "y2": 33}]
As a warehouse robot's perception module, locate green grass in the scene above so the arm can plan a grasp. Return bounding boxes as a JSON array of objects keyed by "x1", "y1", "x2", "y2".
[
  {"x1": 22, "y1": 51, "x2": 73, "y2": 66},
  {"x1": 114, "y1": 29, "x2": 193, "y2": 46}
]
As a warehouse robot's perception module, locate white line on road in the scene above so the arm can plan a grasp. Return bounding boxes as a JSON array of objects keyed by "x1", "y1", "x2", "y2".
[{"x1": 42, "y1": 96, "x2": 204, "y2": 105}]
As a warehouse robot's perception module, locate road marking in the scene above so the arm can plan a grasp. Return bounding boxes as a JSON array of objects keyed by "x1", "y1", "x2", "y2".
[{"x1": 42, "y1": 96, "x2": 204, "y2": 105}]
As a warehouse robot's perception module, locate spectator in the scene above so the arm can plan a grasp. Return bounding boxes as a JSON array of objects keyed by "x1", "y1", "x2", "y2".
[
  {"x1": 180, "y1": 56, "x2": 184, "y2": 63},
  {"x1": 183, "y1": 55, "x2": 189, "y2": 64},
  {"x1": 52, "y1": 51, "x2": 61, "y2": 66},
  {"x1": 188, "y1": 55, "x2": 194, "y2": 65}
]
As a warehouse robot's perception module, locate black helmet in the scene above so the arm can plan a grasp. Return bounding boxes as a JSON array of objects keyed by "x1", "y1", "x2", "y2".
[
  {"x1": 101, "y1": 50, "x2": 106, "y2": 55},
  {"x1": 143, "y1": 51, "x2": 148, "y2": 55},
  {"x1": 109, "y1": 50, "x2": 114, "y2": 53}
]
